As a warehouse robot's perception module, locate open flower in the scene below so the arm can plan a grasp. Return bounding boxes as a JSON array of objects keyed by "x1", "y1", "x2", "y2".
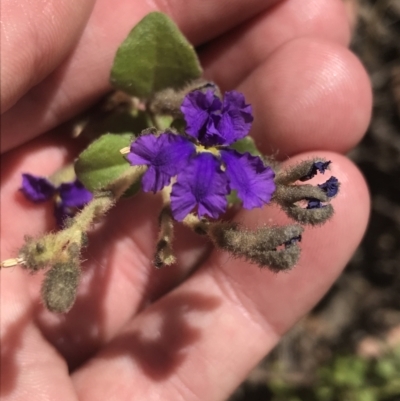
[
  {"x1": 127, "y1": 89, "x2": 276, "y2": 221},
  {"x1": 21, "y1": 174, "x2": 93, "y2": 226},
  {"x1": 180, "y1": 89, "x2": 254, "y2": 146}
]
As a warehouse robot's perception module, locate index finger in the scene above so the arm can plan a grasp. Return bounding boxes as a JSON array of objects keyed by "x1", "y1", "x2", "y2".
[{"x1": 1, "y1": 0, "x2": 281, "y2": 152}]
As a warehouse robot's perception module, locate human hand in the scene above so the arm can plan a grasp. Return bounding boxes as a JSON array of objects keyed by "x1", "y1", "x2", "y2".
[{"x1": 1, "y1": 0, "x2": 371, "y2": 400}]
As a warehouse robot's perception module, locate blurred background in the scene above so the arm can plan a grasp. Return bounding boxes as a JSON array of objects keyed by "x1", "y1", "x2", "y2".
[{"x1": 230, "y1": 0, "x2": 400, "y2": 400}]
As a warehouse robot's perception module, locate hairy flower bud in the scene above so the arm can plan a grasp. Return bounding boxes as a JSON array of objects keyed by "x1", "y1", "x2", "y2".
[
  {"x1": 153, "y1": 206, "x2": 176, "y2": 268},
  {"x1": 274, "y1": 184, "x2": 329, "y2": 205},
  {"x1": 149, "y1": 79, "x2": 217, "y2": 116},
  {"x1": 275, "y1": 159, "x2": 331, "y2": 185},
  {"x1": 274, "y1": 182, "x2": 336, "y2": 225},
  {"x1": 20, "y1": 236, "x2": 54, "y2": 271},
  {"x1": 282, "y1": 203, "x2": 334, "y2": 225},
  {"x1": 41, "y1": 262, "x2": 81, "y2": 313},
  {"x1": 208, "y1": 222, "x2": 304, "y2": 271}
]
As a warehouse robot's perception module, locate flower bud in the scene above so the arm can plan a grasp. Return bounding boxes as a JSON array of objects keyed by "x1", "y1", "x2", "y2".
[
  {"x1": 275, "y1": 159, "x2": 331, "y2": 185},
  {"x1": 274, "y1": 183, "x2": 335, "y2": 225},
  {"x1": 41, "y1": 262, "x2": 80, "y2": 313},
  {"x1": 208, "y1": 222, "x2": 304, "y2": 271}
]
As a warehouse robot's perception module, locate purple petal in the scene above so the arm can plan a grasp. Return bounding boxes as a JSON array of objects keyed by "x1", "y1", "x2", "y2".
[
  {"x1": 21, "y1": 173, "x2": 56, "y2": 202},
  {"x1": 171, "y1": 153, "x2": 229, "y2": 221},
  {"x1": 127, "y1": 133, "x2": 195, "y2": 192},
  {"x1": 318, "y1": 176, "x2": 339, "y2": 197},
  {"x1": 284, "y1": 235, "x2": 302, "y2": 248},
  {"x1": 216, "y1": 91, "x2": 253, "y2": 145},
  {"x1": 306, "y1": 199, "x2": 324, "y2": 209},
  {"x1": 181, "y1": 90, "x2": 221, "y2": 141},
  {"x1": 59, "y1": 180, "x2": 93, "y2": 208},
  {"x1": 299, "y1": 161, "x2": 331, "y2": 181},
  {"x1": 221, "y1": 150, "x2": 276, "y2": 209}
]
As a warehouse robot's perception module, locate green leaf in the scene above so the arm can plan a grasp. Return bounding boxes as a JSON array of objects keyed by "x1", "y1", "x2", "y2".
[
  {"x1": 78, "y1": 110, "x2": 149, "y2": 141},
  {"x1": 230, "y1": 137, "x2": 262, "y2": 156},
  {"x1": 111, "y1": 12, "x2": 202, "y2": 98},
  {"x1": 122, "y1": 180, "x2": 142, "y2": 198},
  {"x1": 75, "y1": 133, "x2": 134, "y2": 192},
  {"x1": 154, "y1": 115, "x2": 174, "y2": 130},
  {"x1": 226, "y1": 190, "x2": 241, "y2": 207}
]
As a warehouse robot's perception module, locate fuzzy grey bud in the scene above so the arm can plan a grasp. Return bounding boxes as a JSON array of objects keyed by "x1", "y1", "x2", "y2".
[
  {"x1": 149, "y1": 80, "x2": 219, "y2": 116},
  {"x1": 20, "y1": 236, "x2": 50, "y2": 271},
  {"x1": 274, "y1": 183, "x2": 335, "y2": 225},
  {"x1": 282, "y1": 203, "x2": 334, "y2": 225},
  {"x1": 153, "y1": 206, "x2": 176, "y2": 268},
  {"x1": 208, "y1": 222, "x2": 304, "y2": 271},
  {"x1": 41, "y1": 262, "x2": 80, "y2": 313},
  {"x1": 275, "y1": 158, "x2": 331, "y2": 185},
  {"x1": 274, "y1": 184, "x2": 329, "y2": 205}
]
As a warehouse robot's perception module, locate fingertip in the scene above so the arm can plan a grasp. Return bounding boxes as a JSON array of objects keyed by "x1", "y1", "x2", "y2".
[
  {"x1": 286, "y1": 151, "x2": 370, "y2": 272},
  {"x1": 1, "y1": 0, "x2": 96, "y2": 112},
  {"x1": 240, "y1": 37, "x2": 372, "y2": 156},
  {"x1": 211, "y1": 151, "x2": 370, "y2": 335}
]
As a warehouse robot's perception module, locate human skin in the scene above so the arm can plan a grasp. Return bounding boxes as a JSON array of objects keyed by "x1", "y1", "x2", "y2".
[{"x1": 1, "y1": 0, "x2": 371, "y2": 400}]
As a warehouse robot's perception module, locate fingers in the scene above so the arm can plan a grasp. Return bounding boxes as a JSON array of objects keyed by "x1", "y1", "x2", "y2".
[
  {"x1": 0, "y1": 30, "x2": 372, "y2": 367},
  {"x1": 1, "y1": 0, "x2": 278, "y2": 152},
  {"x1": 71, "y1": 152, "x2": 369, "y2": 401},
  {"x1": 239, "y1": 37, "x2": 372, "y2": 156},
  {"x1": 201, "y1": 0, "x2": 351, "y2": 90},
  {"x1": 0, "y1": 318, "x2": 79, "y2": 401},
  {"x1": 0, "y1": 131, "x2": 212, "y2": 369},
  {"x1": 0, "y1": 258, "x2": 78, "y2": 401},
  {"x1": 0, "y1": 0, "x2": 96, "y2": 113}
]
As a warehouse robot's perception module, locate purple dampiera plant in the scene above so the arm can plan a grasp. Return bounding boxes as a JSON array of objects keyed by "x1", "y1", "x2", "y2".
[
  {"x1": 21, "y1": 174, "x2": 93, "y2": 227},
  {"x1": 127, "y1": 89, "x2": 276, "y2": 221}
]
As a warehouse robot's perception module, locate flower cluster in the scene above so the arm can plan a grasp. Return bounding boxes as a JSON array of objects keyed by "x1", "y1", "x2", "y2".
[
  {"x1": 21, "y1": 174, "x2": 93, "y2": 226},
  {"x1": 127, "y1": 89, "x2": 276, "y2": 221}
]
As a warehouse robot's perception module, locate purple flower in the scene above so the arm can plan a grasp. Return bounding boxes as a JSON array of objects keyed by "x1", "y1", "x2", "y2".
[
  {"x1": 221, "y1": 150, "x2": 275, "y2": 209},
  {"x1": 318, "y1": 176, "x2": 339, "y2": 197},
  {"x1": 299, "y1": 161, "x2": 331, "y2": 181},
  {"x1": 21, "y1": 174, "x2": 93, "y2": 227},
  {"x1": 21, "y1": 174, "x2": 56, "y2": 202},
  {"x1": 171, "y1": 153, "x2": 229, "y2": 220},
  {"x1": 181, "y1": 89, "x2": 253, "y2": 146},
  {"x1": 58, "y1": 180, "x2": 93, "y2": 208},
  {"x1": 128, "y1": 89, "x2": 275, "y2": 221},
  {"x1": 306, "y1": 199, "x2": 324, "y2": 209},
  {"x1": 284, "y1": 235, "x2": 302, "y2": 248},
  {"x1": 305, "y1": 176, "x2": 339, "y2": 209},
  {"x1": 180, "y1": 89, "x2": 222, "y2": 145},
  {"x1": 126, "y1": 133, "x2": 194, "y2": 192}
]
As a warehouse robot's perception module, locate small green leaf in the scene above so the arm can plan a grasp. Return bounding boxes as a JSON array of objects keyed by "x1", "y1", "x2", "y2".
[
  {"x1": 226, "y1": 190, "x2": 241, "y2": 207},
  {"x1": 154, "y1": 115, "x2": 174, "y2": 130},
  {"x1": 111, "y1": 12, "x2": 202, "y2": 98},
  {"x1": 230, "y1": 137, "x2": 262, "y2": 156},
  {"x1": 170, "y1": 117, "x2": 186, "y2": 133},
  {"x1": 122, "y1": 180, "x2": 142, "y2": 198},
  {"x1": 75, "y1": 133, "x2": 133, "y2": 192},
  {"x1": 78, "y1": 110, "x2": 149, "y2": 141}
]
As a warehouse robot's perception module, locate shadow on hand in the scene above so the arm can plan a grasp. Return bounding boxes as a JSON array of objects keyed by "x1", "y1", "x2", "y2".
[{"x1": 100, "y1": 290, "x2": 221, "y2": 381}]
